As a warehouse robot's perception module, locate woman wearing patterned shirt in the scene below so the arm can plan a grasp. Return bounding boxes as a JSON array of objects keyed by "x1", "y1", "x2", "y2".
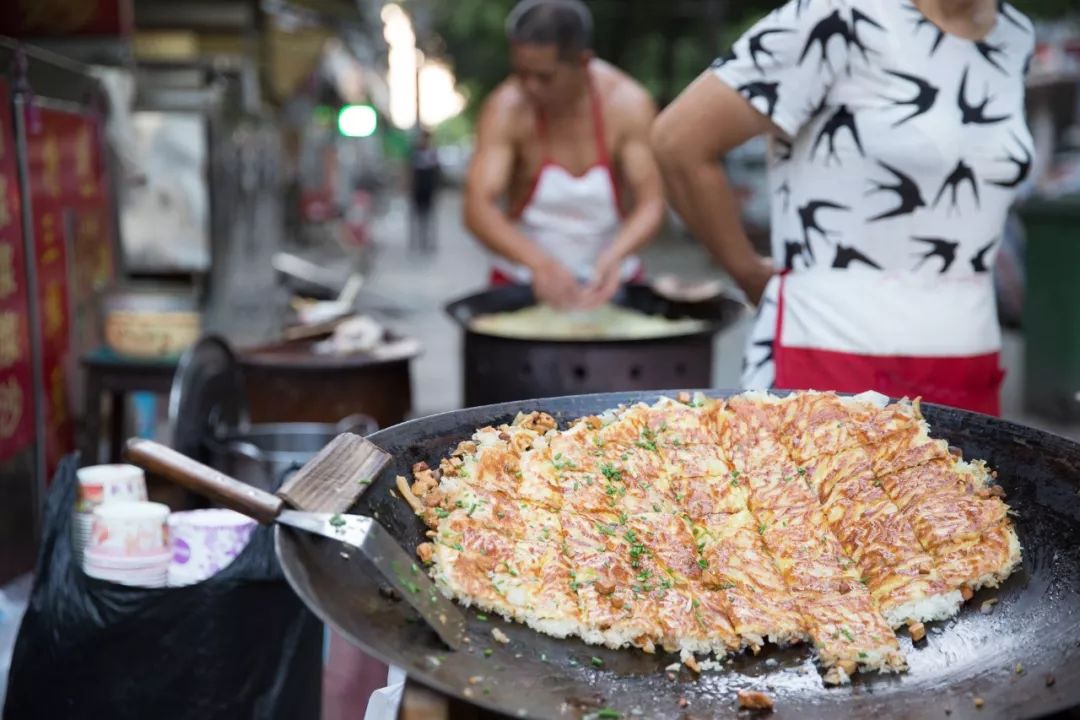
[{"x1": 653, "y1": 0, "x2": 1034, "y2": 415}]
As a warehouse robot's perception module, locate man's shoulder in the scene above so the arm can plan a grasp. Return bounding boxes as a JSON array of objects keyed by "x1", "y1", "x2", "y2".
[
  {"x1": 593, "y1": 60, "x2": 655, "y2": 125},
  {"x1": 480, "y1": 80, "x2": 532, "y2": 130}
]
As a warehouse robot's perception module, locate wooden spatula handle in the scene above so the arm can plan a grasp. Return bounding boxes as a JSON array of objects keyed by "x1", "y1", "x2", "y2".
[{"x1": 125, "y1": 438, "x2": 284, "y2": 524}]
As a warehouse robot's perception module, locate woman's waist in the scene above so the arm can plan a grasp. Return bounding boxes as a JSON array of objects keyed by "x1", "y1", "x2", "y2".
[{"x1": 774, "y1": 269, "x2": 1000, "y2": 357}]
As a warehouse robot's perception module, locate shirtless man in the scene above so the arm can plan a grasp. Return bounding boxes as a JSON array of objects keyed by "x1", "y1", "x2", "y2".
[{"x1": 464, "y1": 0, "x2": 664, "y2": 309}]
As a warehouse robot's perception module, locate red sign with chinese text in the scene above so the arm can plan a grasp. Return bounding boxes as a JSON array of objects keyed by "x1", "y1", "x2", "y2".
[
  {"x1": 0, "y1": 0, "x2": 134, "y2": 38},
  {"x1": 23, "y1": 101, "x2": 117, "y2": 477},
  {"x1": 0, "y1": 80, "x2": 34, "y2": 464},
  {"x1": 67, "y1": 114, "x2": 116, "y2": 403}
]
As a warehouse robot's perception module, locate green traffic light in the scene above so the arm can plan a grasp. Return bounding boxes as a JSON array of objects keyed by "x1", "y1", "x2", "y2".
[{"x1": 337, "y1": 105, "x2": 378, "y2": 137}]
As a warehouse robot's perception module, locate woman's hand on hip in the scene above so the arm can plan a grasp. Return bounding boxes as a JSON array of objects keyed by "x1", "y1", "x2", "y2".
[{"x1": 730, "y1": 254, "x2": 776, "y2": 306}]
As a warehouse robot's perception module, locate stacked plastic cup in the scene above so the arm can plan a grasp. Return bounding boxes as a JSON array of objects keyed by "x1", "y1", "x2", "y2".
[
  {"x1": 74, "y1": 465, "x2": 148, "y2": 561},
  {"x1": 167, "y1": 510, "x2": 257, "y2": 587},
  {"x1": 83, "y1": 501, "x2": 171, "y2": 587}
]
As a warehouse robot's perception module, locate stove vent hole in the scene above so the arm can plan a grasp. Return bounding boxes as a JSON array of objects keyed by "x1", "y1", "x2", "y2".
[
  {"x1": 629, "y1": 365, "x2": 643, "y2": 380},
  {"x1": 573, "y1": 365, "x2": 588, "y2": 381}
]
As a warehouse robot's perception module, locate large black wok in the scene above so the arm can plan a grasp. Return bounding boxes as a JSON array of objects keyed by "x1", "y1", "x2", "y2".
[{"x1": 276, "y1": 391, "x2": 1080, "y2": 719}]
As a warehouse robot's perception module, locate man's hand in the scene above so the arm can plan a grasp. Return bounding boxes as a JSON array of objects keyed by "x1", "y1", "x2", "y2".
[
  {"x1": 531, "y1": 257, "x2": 586, "y2": 309},
  {"x1": 579, "y1": 248, "x2": 625, "y2": 309}
]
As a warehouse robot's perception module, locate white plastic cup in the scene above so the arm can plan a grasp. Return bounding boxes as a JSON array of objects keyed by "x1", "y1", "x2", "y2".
[
  {"x1": 89, "y1": 501, "x2": 170, "y2": 558},
  {"x1": 167, "y1": 509, "x2": 256, "y2": 583},
  {"x1": 71, "y1": 512, "x2": 95, "y2": 559},
  {"x1": 84, "y1": 544, "x2": 171, "y2": 588},
  {"x1": 76, "y1": 465, "x2": 148, "y2": 512}
]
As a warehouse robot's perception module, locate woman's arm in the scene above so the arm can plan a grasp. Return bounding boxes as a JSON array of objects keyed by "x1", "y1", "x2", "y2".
[{"x1": 652, "y1": 73, "x2": 777, "y2": 303}]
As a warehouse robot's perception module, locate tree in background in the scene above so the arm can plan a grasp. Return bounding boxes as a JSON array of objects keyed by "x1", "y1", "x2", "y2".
[{"x1": 416, "y1": 0, "x2": 1076, "y2": 120}]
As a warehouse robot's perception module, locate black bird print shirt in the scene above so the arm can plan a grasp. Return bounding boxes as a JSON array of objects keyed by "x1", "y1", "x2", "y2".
[{"x1": 712, "y1": 0, "x2": 1034, "y2": 389}]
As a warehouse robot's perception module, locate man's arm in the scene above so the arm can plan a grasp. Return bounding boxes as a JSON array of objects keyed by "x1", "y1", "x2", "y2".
[
  {"x1": 463, "y1": 91, "x2": 584, "y2": 307},
  {"x1": 651, "y1": 73, "x2": 775, "y2": 304},
  {"x1": 582, "y1": 83, "x2": 665, "y2": 306}
]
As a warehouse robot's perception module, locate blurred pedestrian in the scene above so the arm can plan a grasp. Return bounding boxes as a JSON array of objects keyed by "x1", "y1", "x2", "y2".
[{"x1": 410, "y1": 129, "x2": 440, "y2": 253}]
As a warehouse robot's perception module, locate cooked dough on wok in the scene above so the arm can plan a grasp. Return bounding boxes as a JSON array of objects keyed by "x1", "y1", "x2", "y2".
[
  {"x1": 405, "y1": 392, "x2": 1021, "y2": 683},
  {"x1": 468, "y1": 303, "x2": 706, "y2": 340}
]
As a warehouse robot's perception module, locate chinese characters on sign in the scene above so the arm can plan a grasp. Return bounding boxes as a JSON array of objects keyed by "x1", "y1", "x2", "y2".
[
  {"x1": 0, "y1": 377, "x2": 23, "y2": 443},
  {"x1": 76, "y1": 124, "x2": 95, "y2": 199},
  {"x1": 0, "y1": 79, "x2": 34, "y2": 462},
  {"x1": 0, "y1": 311, "x2": 21, "y2": 369},
  {"x1": 41, "y1": 133, "x2": 60, "y2": 198},
  {"x1": 23, "y1": 103, "x2": 116, "y2": 476},
  {"x1": 0, "y1": 243, "x2": 15, "y2": 299}
]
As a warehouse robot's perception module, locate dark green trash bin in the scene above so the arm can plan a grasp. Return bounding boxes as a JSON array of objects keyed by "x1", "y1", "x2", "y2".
[{"x1": 1020, "y1": 196, "x2": 1080, "y2": 421}]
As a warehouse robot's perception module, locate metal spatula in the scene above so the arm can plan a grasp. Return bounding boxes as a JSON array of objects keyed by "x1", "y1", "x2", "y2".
[{"x1": 125, "y1": 435, "x2": 467, "y2": 650}]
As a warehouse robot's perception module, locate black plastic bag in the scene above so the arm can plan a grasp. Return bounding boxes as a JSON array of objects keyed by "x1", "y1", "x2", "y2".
[{"x1": 3, "y1": 455, "x2": 322, "y2": 720}]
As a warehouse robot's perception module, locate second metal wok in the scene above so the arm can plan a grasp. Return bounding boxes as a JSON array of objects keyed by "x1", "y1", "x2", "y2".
[{"x1": 276, "y1": 391, "x2": 1080, "y2": 719}]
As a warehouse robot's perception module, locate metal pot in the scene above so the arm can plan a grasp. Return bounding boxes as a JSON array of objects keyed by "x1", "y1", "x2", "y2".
[
  {"x1": 445, "y1": 284, "x2": 745, "y2": 406},
  {"x1": 207, "y1": 414, "x2": 378, "y2": 492}
]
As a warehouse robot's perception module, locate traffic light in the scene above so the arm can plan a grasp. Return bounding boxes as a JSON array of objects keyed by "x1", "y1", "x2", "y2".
[{"x1": 337, "y1": 104, "x2": 378, "y2": 138}]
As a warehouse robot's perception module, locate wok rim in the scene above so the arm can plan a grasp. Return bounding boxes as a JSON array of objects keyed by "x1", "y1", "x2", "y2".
[
  {"x1": 276, "y1": 389, "x2": 1080, "y2": 719},
  {"x1": 444, "y1": 284, "x2": 747, "y2": 345}
]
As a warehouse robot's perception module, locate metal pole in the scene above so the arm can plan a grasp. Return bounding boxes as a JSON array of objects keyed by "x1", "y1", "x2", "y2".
[{"x1": 12, "y1": 92, "x2": 48, "y2": 540}]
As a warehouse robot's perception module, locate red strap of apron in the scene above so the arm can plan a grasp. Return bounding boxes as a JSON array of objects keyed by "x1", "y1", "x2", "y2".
[
  {"x1": 534, "y1": 74, "x2": 609, "y2": 169},
  {"x1": 516, "y1": 73, "x2": 619, "y2": 218},
  {"x1": 587, "y1": 79, "x2": 611, "y2": 168}
]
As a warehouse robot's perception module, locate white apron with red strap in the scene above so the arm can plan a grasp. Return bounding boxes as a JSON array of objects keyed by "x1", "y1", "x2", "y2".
[
  {"x1": 758, "y1": 269, "x2": 1004, "y2": 415},
  {"x1": 490, "y1": 77, "x2": 640, "y2": 285},
  {"x1": 710, "y1": 0, "x2": 1036, "y2": 415}
]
